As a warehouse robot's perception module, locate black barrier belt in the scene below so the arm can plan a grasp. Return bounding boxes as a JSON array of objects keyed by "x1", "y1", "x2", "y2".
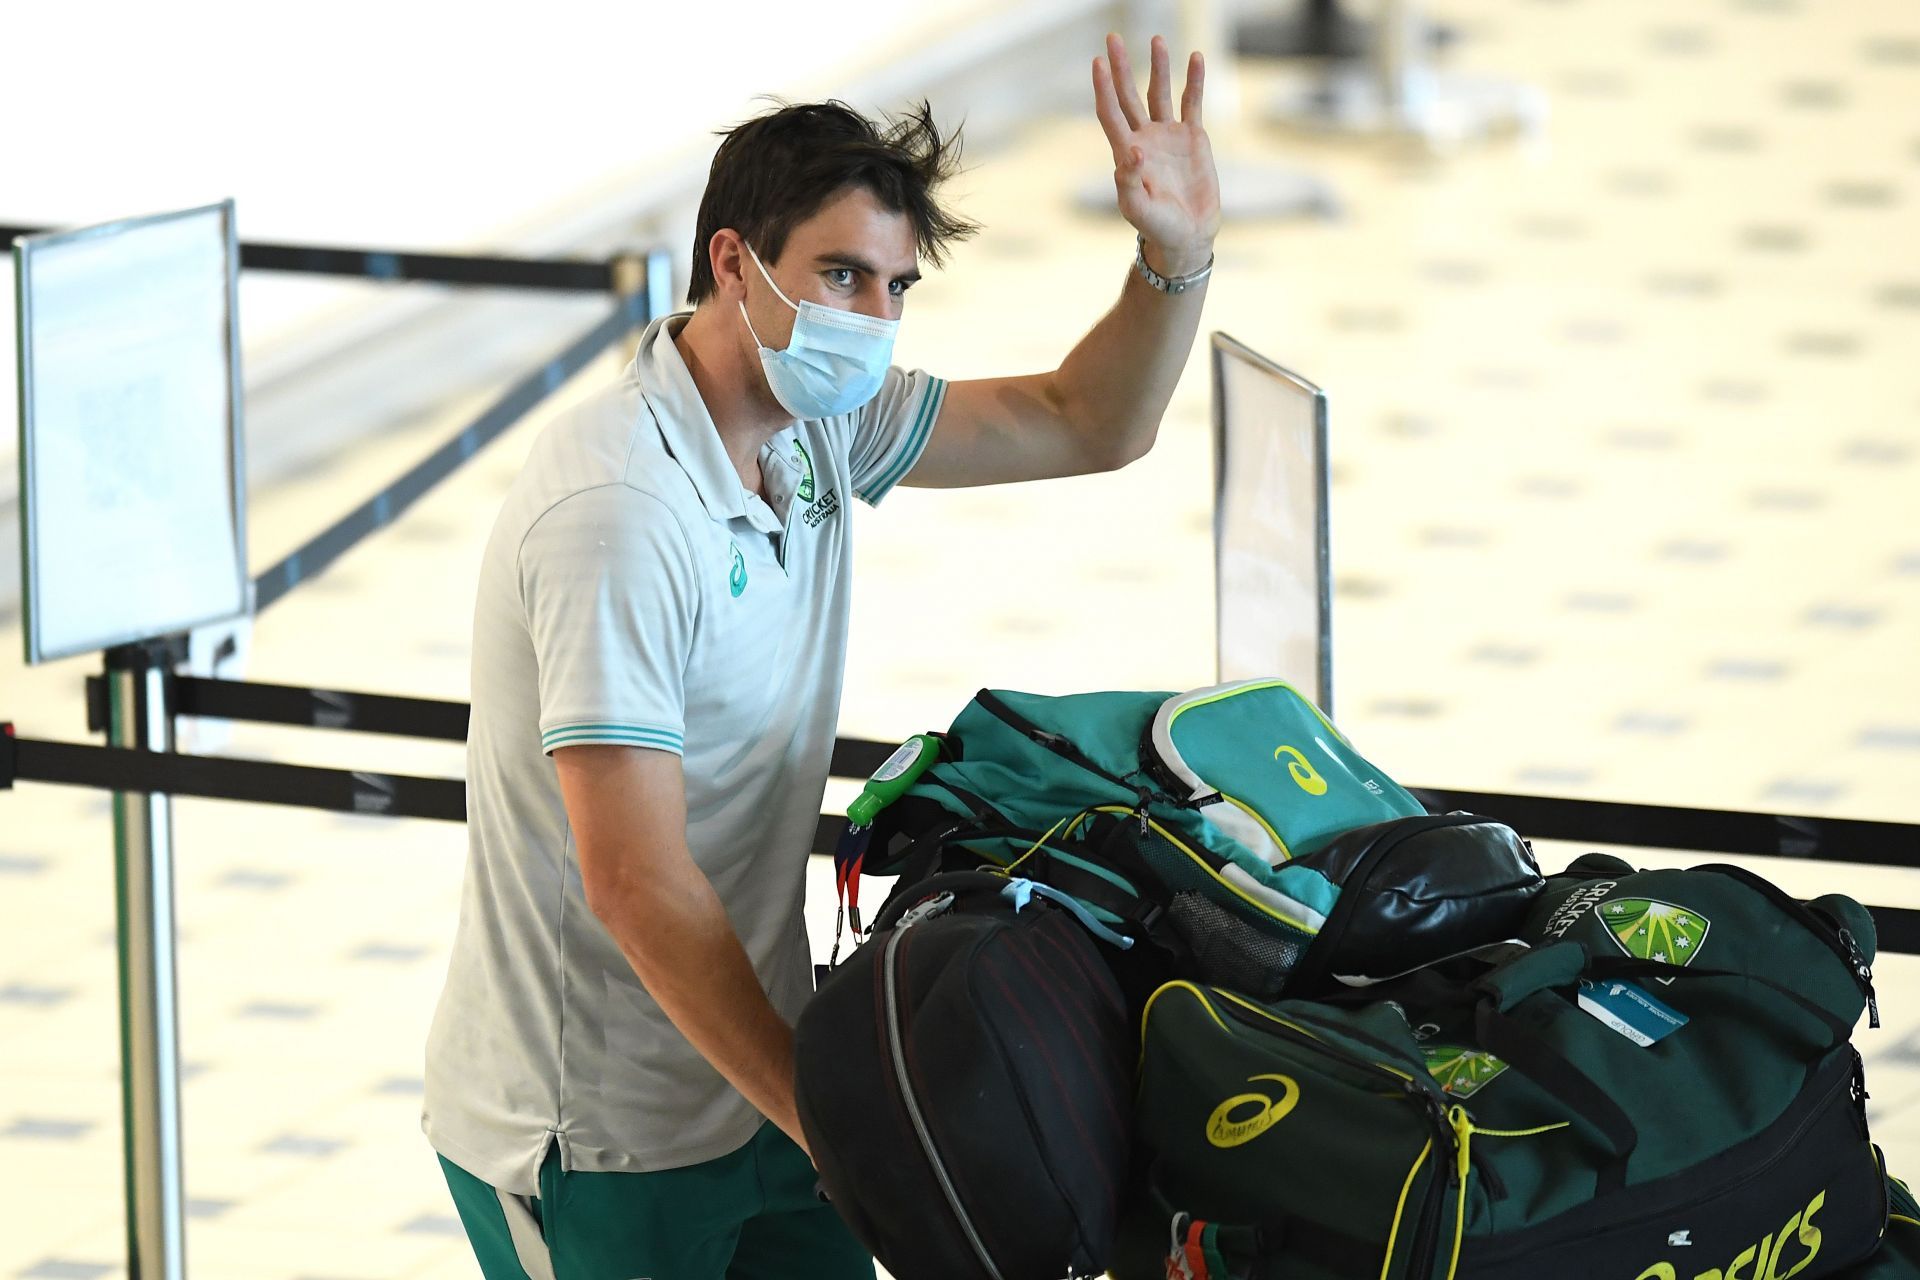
[
  {"x1": 237, "y1": 241, "x2": 610, "y2": 292},
  {"x1": 254, "y1": 294, "x2": 649, "y2": 612},
  {"x1": 1876, "y1": 908, "x2": 1920, "y2": 955},
  {"x1": 83, "y1": 675, "x2": 470, "y2": 742},
  {"x1": 830, "y1": 736, "x2": 896, "y2": 781},
  {"x1": 2, "y1": 734, "x2": 463, "y2": 822},
  {"x1": 1412, "y1": 787, "x2": 1920, "y2": 869},
  {"x1": 1, "y1": 225, "x2": 612, "y2": 293},
  {"x1": 7, "y1": 726, "x2": 1920, "y2": 950},
  {"x1": 174, "y1": 676, "x2": 468, "y2": 740}
]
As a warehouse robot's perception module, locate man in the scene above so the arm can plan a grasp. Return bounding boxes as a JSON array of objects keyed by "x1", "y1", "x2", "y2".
[{"x1": 425, "y1": 32, "x2": 1219, "y2": 1280}]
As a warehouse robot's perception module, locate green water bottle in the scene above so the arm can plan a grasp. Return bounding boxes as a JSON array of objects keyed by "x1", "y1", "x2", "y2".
[{"x1": 846, "y1": 734, "x2": 941, "y2": 828}]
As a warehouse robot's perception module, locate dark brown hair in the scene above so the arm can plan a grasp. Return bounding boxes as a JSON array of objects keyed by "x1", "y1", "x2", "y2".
[{"x1": 687, "y1": 100, "x2": 977, "y2": 304}]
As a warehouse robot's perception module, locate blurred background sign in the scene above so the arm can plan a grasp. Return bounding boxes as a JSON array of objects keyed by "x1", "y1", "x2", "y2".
[{"x1": 1212, "y1": 331, "x2": 1332, "y2": 712}]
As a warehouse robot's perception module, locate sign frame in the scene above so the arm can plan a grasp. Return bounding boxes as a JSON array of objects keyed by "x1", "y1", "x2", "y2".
[{"x1": 15, "y1": 199, "x2": 250, "y2": 665}]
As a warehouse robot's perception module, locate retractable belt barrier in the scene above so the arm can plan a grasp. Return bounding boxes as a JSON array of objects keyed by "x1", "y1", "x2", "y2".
[
  {"x1": 1, "y1": 225, "x2": 615, "y2": 292},
  {"x1": 251, "y1": 292, "x2": 649, "y2": 611},
  {"x1": 4, "y1": 705, "x2": 1918, "y2": 950},
  {"x1": 0, "y1": 219, "x2": 675, "y2": 1280}
]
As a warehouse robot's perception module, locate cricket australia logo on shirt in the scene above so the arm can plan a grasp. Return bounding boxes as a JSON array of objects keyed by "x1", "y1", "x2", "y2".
[
  {"x1": 794, "y1": 440, "x2": 816, "y2": 504},
  {"x1": 728, "y1": 541, "x2": 747, "y2": 598},
  {"x1": 1604, "y1": 899, "x2": 1710, "y2": 970},
  {"x1": 791, "y1": 438, "x2": 840, "y2": 530}
]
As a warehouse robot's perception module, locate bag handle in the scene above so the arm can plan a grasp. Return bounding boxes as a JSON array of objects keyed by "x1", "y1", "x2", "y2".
[{"x1": 1473, "y1": 940, "x2": 1591, "y2": 1010}]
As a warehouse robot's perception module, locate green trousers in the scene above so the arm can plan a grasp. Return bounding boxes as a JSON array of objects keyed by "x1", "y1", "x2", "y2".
[{"x1": 438, "y1": 1123, "x2": 876, "y2": 1280}]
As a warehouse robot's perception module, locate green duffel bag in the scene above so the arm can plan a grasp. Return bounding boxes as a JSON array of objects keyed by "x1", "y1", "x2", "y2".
[
  {"x1": 1119, "y1": 862, "x2": 1887, "y2": 1280},
  {"x1": 1527, "y1": 853, "x2": 1881, "y2": 1033}
]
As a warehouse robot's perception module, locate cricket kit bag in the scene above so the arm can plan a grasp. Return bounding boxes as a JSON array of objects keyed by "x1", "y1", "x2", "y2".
[{"x1": 1116, "y1": 855, "x2": 1887, "y2": 1279}]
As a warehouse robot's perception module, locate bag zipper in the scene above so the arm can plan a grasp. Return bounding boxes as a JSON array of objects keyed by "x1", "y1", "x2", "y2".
[
  {"x1": 1693, "y1": 863, "x2": 1879, "y2": 1027},
  {"x1": 972, "y1": 689, "x2": 1164, "y2": 811},
  {"x1": 1848, "y1": 1049, "x2": 1888, "y2": 1236},
  {"x1": 1137, "y1": 716, "x2": 1192, "y2": 798},
  {"x1": 879, "y1": 898, "x2": 1006, "y2": 1280},
  {"x1": 1095, "y1": 806, "x2": 1322, "y2": 938}
]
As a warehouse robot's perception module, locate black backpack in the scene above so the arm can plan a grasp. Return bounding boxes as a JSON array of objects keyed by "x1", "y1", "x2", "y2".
[{"x1": 796, "y1": 872, "x2": 1134, "y2": 1280}]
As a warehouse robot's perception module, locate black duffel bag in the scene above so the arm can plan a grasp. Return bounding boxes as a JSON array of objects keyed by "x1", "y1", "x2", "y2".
[{"x1": 796, "y1": 871, "x2": 1134, "y2": 1280}]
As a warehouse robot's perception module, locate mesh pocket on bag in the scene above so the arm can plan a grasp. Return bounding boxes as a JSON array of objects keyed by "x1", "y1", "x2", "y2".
[{"x1": 1168, "y1": 890, "x2": 1304, "y2": 999}]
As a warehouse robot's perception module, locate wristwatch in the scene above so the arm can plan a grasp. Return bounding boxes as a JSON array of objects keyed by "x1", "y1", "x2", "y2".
[{"x1": 1133, "y1": 235, "x2": 1215, "y2": 294}]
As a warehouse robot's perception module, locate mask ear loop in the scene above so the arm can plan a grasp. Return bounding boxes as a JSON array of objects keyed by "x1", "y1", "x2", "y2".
[
  {"x1": 738, "y1": 299, "x2": 768, "y2": 350},
  {"x1": 738, "y1": 240, "x2": 799, "y2": 351}
]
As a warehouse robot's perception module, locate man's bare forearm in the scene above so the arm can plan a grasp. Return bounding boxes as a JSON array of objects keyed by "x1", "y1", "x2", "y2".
[
  {"x1": 591, "y1": 861, "x2": 806, "y2": 1153},
  {"x1": 1050, "y1": 236, "x2": 1211, "y2": 470}
]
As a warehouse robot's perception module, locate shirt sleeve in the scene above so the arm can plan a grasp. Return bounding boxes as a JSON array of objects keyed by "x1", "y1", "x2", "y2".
[
  {"x1": 519, "y1": 484, "x2": 698, "y2": 757},
  {"x1": 847, "y1": 366, "x2": 948, "y2": 506}
]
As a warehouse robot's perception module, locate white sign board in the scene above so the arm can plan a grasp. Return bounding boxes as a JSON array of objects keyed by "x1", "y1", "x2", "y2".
[
  {"x1": 1211, "y1": 333, "x2": 1332, "y2": 713},
  {"x1": 15, "y1": 201, "x2": 249, "y2": 664}
]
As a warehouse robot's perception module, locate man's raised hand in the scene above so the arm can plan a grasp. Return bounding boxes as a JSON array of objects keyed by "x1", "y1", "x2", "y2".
[{"x1": 1091, "y1": 33, "x2": 1222, "y2": 277}]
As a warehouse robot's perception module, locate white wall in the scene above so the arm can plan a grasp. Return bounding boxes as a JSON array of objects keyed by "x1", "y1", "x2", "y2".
[{"x1": 0, "y1": 0, "x2": 1077, "y2": 458}]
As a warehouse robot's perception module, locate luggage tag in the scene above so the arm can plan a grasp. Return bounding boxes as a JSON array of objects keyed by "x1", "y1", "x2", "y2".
[{"x1": 1577, "y1": 977, "x2": 1689, "y2": 1047}]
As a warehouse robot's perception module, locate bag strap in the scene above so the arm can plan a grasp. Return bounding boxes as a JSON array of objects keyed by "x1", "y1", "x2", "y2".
[
  {"x1": 1579, "y1": 955, "x2": 1853, "y2": 1043},
  {"x1": 1474, "y1": 946, "x2": 1854, "y2": 1044},
  {"x1": 1464, "y1": 946, "x2": 1858, "y2": 1196},
  {"x1": 1470, "y1": 1000, "x2": 1639, "y2": 1193}
]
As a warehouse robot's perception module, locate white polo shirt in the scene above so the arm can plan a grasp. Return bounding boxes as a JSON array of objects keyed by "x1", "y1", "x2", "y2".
[{"x1": 424, "y1": 312, "x2": 945, "y2": 1195}]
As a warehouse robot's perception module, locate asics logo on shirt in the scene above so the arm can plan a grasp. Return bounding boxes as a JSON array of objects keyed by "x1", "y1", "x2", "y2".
[{"x1": 729, "y1": 542, "x2": 748, "y2": 597}]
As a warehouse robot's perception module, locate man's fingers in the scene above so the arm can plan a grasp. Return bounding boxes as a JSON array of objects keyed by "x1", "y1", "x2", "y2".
[
  {"x1": 1180, "y1": 50, "x2": 1206, "y2": 127},
  {"x1": 1113, "y1": 147, "x2": 1147, "y2": 202},
  {"x1": 1147, "y1": 35, "x2": 1174, "y2": 122},
  {"x1": 1106, "y1": 33, "x2": 1148, "y2": 130},
  {"x1": 1091, "y1": 57, "x2": 1131, "y2": 157}
]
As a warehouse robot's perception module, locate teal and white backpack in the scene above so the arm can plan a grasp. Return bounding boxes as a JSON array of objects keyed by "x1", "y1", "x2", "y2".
[{"x1": 854, "y1": 679, "x2": 1426, "y2": 995}]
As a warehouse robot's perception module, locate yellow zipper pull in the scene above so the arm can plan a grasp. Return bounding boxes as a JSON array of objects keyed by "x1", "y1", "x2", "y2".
[
  {"x1": 1448, "y1": 1105, "x2": 1473, "y2": 1185},
  {"x1": 1445, "y1": 1105, "x2": 1475, "y2": 1280}
]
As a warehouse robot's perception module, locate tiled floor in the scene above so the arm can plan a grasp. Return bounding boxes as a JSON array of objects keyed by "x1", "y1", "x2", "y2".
[{"x1": 4, "y1": 0, "x2": 1920, "y2": 1274}]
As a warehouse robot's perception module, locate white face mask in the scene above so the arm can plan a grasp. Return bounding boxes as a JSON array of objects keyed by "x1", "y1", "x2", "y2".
[{"x1": 738, "y1": 242, "x2": 899, "y2": 419}]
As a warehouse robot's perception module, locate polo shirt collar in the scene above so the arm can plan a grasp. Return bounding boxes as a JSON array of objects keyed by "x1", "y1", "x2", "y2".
[{"x1": 634, "y1": 313, "x2": 800, "y2": 524}]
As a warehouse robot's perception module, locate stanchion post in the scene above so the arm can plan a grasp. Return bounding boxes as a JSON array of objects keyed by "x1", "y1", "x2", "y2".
[
  {"x1": 105, "y1": 637, "x2": 189, "y2": 1280},
  {"x1": 611, "y1": 248, "x2": 677, "y2": 330},
  {"x1": 1376, "y1": 0, "x2": 1421, "y2": 131},
  {"x1": 609, "y1": 251, "x2": 648, "y2": 307},
  {"x1": 643, "y1": 247, "x2": 676, "y2": 324}
]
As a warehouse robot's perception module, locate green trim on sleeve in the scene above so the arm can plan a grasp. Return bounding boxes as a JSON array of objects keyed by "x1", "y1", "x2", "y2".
[
  {"x1": 542, "y1": 722, "x2": 685, "y2": 755},
  {"x1": 860, "y1": 376, "x2": 946, "y2": 503}
]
